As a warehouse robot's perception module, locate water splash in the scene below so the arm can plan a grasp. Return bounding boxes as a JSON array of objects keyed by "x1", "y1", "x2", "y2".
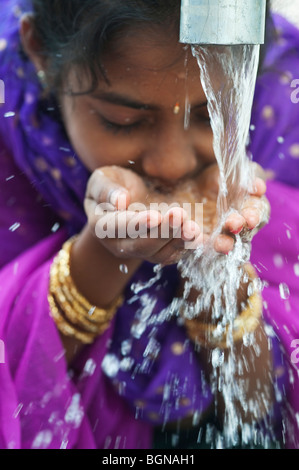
[
  {"x1": 192, "y1": 45, "x2": 260, "y2": 213},
  {"x1": 177, "y1": 44, "x2": 271, "y2": 448},
  {"x1": 178, "y1": 43, "x2": 261, "y2": 327},
  {"x1": 279, "y1": 282, "x2": 290, "y2": 300}
]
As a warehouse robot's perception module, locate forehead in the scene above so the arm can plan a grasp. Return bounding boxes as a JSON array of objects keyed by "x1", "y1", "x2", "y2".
[
  {"x1": 99, "y1": 28, "x2": 202, "y2": 97},
  {"x1": 107, "y1": 26, "x2": 199, "y2": 70}
]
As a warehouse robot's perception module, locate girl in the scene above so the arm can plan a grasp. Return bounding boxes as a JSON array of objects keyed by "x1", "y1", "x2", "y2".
[{"x1": 0, "y1": 0, "x2": 298, "y2": 449}]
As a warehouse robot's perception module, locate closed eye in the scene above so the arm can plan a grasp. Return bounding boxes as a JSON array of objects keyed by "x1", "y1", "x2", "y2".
[{"x1": 98, "y1": 115, "x2": 144, "y2": 134}]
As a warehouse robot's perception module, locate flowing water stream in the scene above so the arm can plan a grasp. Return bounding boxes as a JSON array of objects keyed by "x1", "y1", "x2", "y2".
[{"x1": 177, "y1": 44, "x2": 271, "y2": 447}]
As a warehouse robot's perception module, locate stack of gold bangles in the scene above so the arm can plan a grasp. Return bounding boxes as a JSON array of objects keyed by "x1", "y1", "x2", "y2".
[
  {"x1": 183, "y1": 264, "x2": 262, "y2": 349},
  {"x1": 48, "y1": 237, "x2": 124, "y2": 344}
]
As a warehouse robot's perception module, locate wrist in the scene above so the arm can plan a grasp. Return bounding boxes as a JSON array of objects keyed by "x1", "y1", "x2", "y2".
[
  {"x1": 181, "y1": 263, "x2": 262, "y2": 349},
  {"x1": 70, "y1": 224, "x2": 141, "y2": 308}
]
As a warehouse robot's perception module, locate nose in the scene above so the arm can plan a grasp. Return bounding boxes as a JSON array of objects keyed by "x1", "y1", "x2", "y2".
[{"x1": 142, "y1": 125, "x2": 198, "y2": 183}]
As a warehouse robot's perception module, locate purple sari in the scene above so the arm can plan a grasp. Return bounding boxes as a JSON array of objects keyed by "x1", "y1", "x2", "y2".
[{"x1": 0, "y1": 0, "x2": 298, "y2": 449}]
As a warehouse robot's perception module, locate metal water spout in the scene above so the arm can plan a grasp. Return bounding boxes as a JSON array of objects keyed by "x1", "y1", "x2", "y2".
[{"x1": 180, "y1": 0, "x2": 267, "y2": 45}]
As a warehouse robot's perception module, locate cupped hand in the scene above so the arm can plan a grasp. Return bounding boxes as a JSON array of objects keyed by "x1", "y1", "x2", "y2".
[
  {"x1": 193, "y1": 163, "x2": 269, "y2": 253},
  {"x1": 84, "y1": 165, "x2": 201, "y2": 265},
  {"x1": 84, "y1": 163, "x2": 269, "y2": 264}
]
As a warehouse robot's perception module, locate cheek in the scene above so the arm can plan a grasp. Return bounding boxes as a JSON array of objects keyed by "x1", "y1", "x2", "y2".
[
  {"x1": 64, "y1": 119, "x2": 104, "y2": 172},
  {"x1": 194, "y1": 130, "x2": 215, "y2": 163},
  {"x1": 60, "y1": 99, "x2": 136, "y2": 171}
]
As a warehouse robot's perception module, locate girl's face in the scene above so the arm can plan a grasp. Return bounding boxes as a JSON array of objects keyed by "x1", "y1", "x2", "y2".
[{"x1": 60, "y1": 27, "x2": 215, "y2": 186}]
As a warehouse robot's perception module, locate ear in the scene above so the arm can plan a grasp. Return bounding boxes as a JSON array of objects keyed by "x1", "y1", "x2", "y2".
[{"x1": 19, "y1": 13, "x2": 47, "y2": 73}]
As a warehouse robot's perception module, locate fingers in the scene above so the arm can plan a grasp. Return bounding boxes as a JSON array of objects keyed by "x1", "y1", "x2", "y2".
[
  {"x1": 248, "y1": 161, "x2": 267, "y2": 198},
  {"x1": 223, "y1": 207, "x2": 260, "y2": 233},
  {"x1": 85, "y1": 169, "x2": 130, "y2": 211},
  {"x1": 219, "y1": 184, "x2": 269, "y2": 255},
  {"x1": 84, "y1": 168, "x2": 204, "y2": 265},
  {"x1": 213, "y1": 234, "x2": 235, "y2": 255},
  {"x1": 249, "y1": 176, "x2": 267, "y2": 198},
  {"x1": 95, "y1": 205, "x2": 204, "y2": 265},
  {"x1": 241, "y1": 195, "x2": 270, "y2": 229},
  {"x1": 217, "y1": 192, "x2": 270, "y2": 256},
  {"x1": 241, "y1": 207, "x2": 260, "y2": 230},
  {"x1": 84, "y1": 164, "x2": 270, "y2": 264},
  {"x1": 224, "y1": 212, "x2": 246, "y2": 234},
  {"x1": 140, "y1": 212, "x2": 204, "y2": 265},
  {"x1": 84, "y1": 169, "x2": 131, "y2": 231}
]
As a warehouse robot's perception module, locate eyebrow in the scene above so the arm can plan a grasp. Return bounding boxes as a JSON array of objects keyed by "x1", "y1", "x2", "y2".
[
  {"x1": 92, "y1": 91, "x2": 208, "y2": 111},
  {"x1": 91, "y1": 91, "x2": 156, "y2": 110}
]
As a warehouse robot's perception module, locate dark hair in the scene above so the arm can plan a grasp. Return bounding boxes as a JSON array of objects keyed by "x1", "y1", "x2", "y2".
[
  {"x1": 32, "y1": 0, "x2": 181, "y2": 93},
  {"x1": 32, "y1": 0, "x2": 272, "y2": 93}
]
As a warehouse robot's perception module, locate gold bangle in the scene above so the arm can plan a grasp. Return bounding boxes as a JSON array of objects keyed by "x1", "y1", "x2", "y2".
[
  {"x1": 48, "y1": 292, "x2": 96, "y2": 344},
  {"x1": 52, "y1": 263, "x2": 115, "y2": 333},
  {"x1": 48, "y1": 237, "x2": 124, "y2": 344},
  {"x1": 183, "y1": 264, "x2": 262, "y2": 349},
  {"x1": 56, "y1": 238, "x2": 122, "y2": 320}
]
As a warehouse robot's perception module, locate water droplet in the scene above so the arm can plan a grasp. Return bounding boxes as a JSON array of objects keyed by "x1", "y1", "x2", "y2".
[
  {"x1": 13, "y1": 403, "x2": 23, "y2": 418},
  {"x1": 82, "y1": 358, "x2": 96, "y2": 376},
  {"x1": 88, "y1": 306, "x2": 96, "y2": 316},
  {"x1": 211, "y1": 348, "x2": 224, "y2": 368},
  {"x1": 64, "y1": 393, "x2": 84, "y2": 428},
  {"x1": 51, "y1": 222, "x2": 60, "y2": 232},
  {"x1": 9, "y1": 222, "x2": 20, "y2": 232},
  {"x1": 273, "y1": 253, "x2": 284, "y2": 268},
  {"x1": 119, "y1": 264, "x2": 128, "y2": 274},
  {"x1": 4, "y1": 111, "x2": 15, "y2": 118},
  {"x1": 31, "y1": 430, "x2": 53, "y2": 449},
  {"x1": 120, "y1": 357, "x2": 134, "y2": 371},
  {"x1": 294, "y1": 263, "x2": 299, "y2": 277},
  {"x1": 184, "y1": 99, "x2": 191, "y2": 130},
  {"x1": 243, "y1": 332, "x2": 255, "y2": 347},
  {"x1": 249, "y1": 124, "x2": 255, "y2": 131},
  {"x1": 121, "y1": 339, "x2": 132, "y2": 355},
  {"x1": 277, "y1": 136, "x2": 284, "y2": 144},
  {"x1": 102, "y1": 353, "x2": 120, "y2": 377},
  {"x1": 279, "y1": 282, "x2": 290, "y2": 300}
]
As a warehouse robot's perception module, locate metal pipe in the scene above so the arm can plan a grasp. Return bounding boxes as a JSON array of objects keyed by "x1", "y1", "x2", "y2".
[{"x1": 180, "y1": 0, "x2": 267, "y2": 45}]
